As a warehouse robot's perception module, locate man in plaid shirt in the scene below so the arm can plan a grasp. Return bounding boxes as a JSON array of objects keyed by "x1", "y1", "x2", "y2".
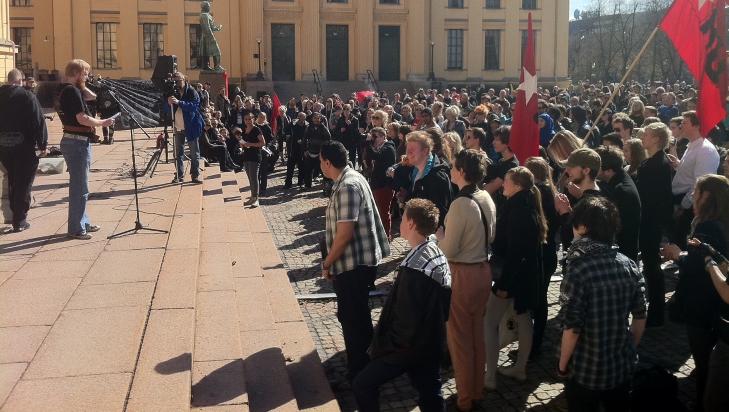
[
  {"x1": 320, "y1": 141, "x2": 390, "y2": 382},
  {"x1": 558, "y1": 197, "x2": 647, "y2": 412}
]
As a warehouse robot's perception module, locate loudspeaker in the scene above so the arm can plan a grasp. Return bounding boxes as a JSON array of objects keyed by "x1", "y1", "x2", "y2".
[{"x1": 151, "y1": 55, "x2": 178, "y2": 91}]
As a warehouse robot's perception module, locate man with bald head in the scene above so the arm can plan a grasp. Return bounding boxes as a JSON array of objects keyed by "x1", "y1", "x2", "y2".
[{"x1": 0, "y1": 69, "x2": 48, "y2": 232}]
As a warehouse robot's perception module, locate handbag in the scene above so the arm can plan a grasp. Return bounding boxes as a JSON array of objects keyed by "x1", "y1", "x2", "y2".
[{"x1": 498, "y1": 300, "x2": 519, "y2": 348}]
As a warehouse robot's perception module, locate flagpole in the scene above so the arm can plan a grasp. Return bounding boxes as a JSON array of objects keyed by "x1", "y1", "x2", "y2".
[{"x1": 584, "y1": 25, "x2": 660, "y2": 143}]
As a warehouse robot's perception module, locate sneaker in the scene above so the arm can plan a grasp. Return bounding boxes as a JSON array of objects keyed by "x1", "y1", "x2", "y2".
[
  {"x1": 498, "y1": 366, "x2": 526, "y2": 382},
  {"x1": 68, "y1": 232, "x2": 92, "y2": 240},
  {"x1": 191, "y1": 177, "x2": 202, "y2": 184},
  {"x1": 250, "y1": 198, "x2": 259, "y2": 208},
  {"x1": 12, "y1": 221, "x2": 30, "y2": 232},
  {"x1": 172, "y1": 176, "x2": 183, "y2": 184},
  {"x1": 85, "y1": 224, "x2": 101, "y2": 233}
]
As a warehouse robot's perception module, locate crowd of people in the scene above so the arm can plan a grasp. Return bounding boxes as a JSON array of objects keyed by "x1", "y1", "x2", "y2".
[{"x1": 4, "y1": 59, "x2": 729, "y2": 411}]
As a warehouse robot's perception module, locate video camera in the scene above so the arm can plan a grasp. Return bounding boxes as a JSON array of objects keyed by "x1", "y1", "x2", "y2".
[{"x1": 159, "y1": 73, "x2": 181, "y2": 99}]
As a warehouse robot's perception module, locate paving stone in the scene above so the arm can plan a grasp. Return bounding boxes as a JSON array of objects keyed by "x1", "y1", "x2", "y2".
[
  {"x1": 0, "y1": 363, "x2": 26, "y2": 406},
  {"x1": 83, "y1": 249, "x2": 165, "y2": 285},
  {"x1": 66, "y1": 281, "x2": 155, "y2": 310},
  {"x1": 167, "y1": 212, "x2": 201, "y2": 250},
  {"x1": 2, "y1": 372, "x2": 131, "y2": 412},
  {"x1": 127, "y1": 309, "x2": 194, "y2": 412},
  {"x1": 195, "y1": 291, "x2": 242, "y2": 362},
  {"x1": 0, "y1": 326, "x2": 50, "y2": 363},
  {"x1": 0, "y1": 256, "x2": 28, "y2": 272},
  {"x1": 229, "y1": 242, "x2": 262, "y2": 277},
  {"x1": 192, "y1": 359, "x2": 248, "y2": 408},
  {"x1": 11, "y1": 259, "x2": 94, "y2": 280},
  {"x1": 0, "y1": 277, "x2": 81, "y2": 327},
  {"x1": 153, "y1": 251, "x2": 198, "y2": 310},
  {"x1": 23, "y1": 306, "x2": 147, "y2": 379},
  {"x1": 263, "y1": 269, "x2": 305, "y2": 323}
]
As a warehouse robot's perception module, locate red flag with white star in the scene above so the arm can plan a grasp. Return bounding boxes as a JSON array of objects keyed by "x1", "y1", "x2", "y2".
[
  {"x1": 660, "y1": 0, "x2": 727, "y2": 135},
  {"x1": 510, "y1": 13, "x2": 539, "y2": 163}
]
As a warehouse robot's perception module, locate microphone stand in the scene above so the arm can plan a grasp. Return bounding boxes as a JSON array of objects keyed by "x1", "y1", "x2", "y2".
[{"x1": 106, "y1": 88, "x2": 169, "y2": 239}]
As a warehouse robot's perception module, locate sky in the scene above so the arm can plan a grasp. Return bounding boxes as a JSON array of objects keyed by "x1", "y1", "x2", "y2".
[{"x1": 570, "y1": 0, "x2": 592, "y2": 19}]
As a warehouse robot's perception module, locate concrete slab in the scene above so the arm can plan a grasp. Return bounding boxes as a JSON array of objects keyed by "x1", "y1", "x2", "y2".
[
  {"x1": 0, "y1": 277, "x2": 81, "y2": 327},
  {"x1": 239, "y1": 329, "x2": 298, "y2": 412},
  {"x1": 66, "y1": 282, "x2": 155, "y2": 310},
  {"x1": 234, "y1": 278, "x2": 275, "y2": 332},
  {"x1": 153, "y1": 251, "x2": 198, "y2": 310},
  {"x1": 0, "y1": 256, "x2": 28, "y2": 272},
  {"x1": 83, "y1": 249, "x2": 165, "y2": 285},
  {"x1": 127, "y1": 309, "x2": 194, "y2": 412},
  {"x1": 167, "y1": 212, "x2": 201, "y2": 250},
  {"x1": 2, "y1": 373, "x2": 131, "y2": 412},
  {"x1": 11, "y1": 260, "x2": 94, "y2": 280},
  {"x1": 195, "y1": 291, "x2": 242, "y2": 362},
  {"x1": 229, "y1": 243, "x2": 262, "y2": 278},
  {"x1": 23, "y1": 306, "x2": 147, "y2": 379},
  {"x1": 192, "y1": 359, "x2": 248, "y2": 408},
  {"x1": 0, "y1": 363, "x2": 26, "y2": 406},
  {"x1": 263, "y1": 269, "x2": 305, "y2": 324},
  {"x1": 0, "y1": 326, "x2": 50, "y2": 363}
]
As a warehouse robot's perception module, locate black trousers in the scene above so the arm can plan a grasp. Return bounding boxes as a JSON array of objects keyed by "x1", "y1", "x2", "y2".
[
  {"x1": 672, "y1": 198, "x2": 694, "y2": 249},
  {"x1": 0, "y1": 149, "x2": 39, "y2": 226},
  {"x1": 333, "y1": 265, "x2": 377, "y2": 381},
  {"x1": 353, "y1": 357, "x2": 445, "y2": 412},
  {"x1": 302, "y1": 155, "x2": 320, "y2": 188},
  {"x1": 532, "y1": 243, "x2": 558, "y2": 355},
  {"x1": 285, "y1": 152, "x2": 303, "y2": 187},
  {"x1": 641, "y1": 223, "x2": 665, "y2": 325},
  {"x1": 565, "y1": 379, "x2": 630, "y2": 412},
  {"x1": 687, "y1": 324, "x2": 719, "y2": 412}
]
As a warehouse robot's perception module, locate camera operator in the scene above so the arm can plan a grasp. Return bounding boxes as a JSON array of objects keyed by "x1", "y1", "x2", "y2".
[{"x1": 165, "y1": 72, "x2": 204, "y2": 184}]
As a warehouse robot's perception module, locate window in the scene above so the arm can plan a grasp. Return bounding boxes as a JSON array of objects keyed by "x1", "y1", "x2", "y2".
[
  {"x1": 10, "y1": 0, "x2": 31, "y2": 6},
  {"x1": 189, "y1": 25, "x2": 202, "y2": 69},
  {"x1": 448, "y1": 0, "x2": 464, "y2": 7},
  {"x1": 142, "y1": 23, "x2": 164, "y2": 69},
  {"x1": 522, "y1": 0, "x2": 537, "y2": 9},
  {"x1": 379, "y1": 0, "x2": 400, "y2": 4},
  {"x1": 485, "y1": 0, "x2": 500, "y2": 8},
  {"x1": 484, "y1": 30, "x2": 500, "y2": 70},
  {"x1": 12, "y1": 28, "x2": 32, "y2": 74},
  {"x1": 96, "y1": 23, "x2": 118, "y2": 69},
  {"x1": 327, "y1": 0, "x2": 348, "y2": 2},
  {"x1": 520, "y1": 29, "x2": 538, "y2": 66},
  {"x1": 447, "y1": 29, "x2": 464, "y2": 70}
]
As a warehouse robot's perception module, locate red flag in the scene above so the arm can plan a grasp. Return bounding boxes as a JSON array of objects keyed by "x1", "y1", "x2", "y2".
[
  {"x1": 660, "y1": 0, "x2": 727, "y2": 135},
  {"x1": 510, "y1": 13, "x2": 539, "y2": 163},
  {"x1": 271, "y1": 93, "x2": 282, "y2": 136},
  {"x1": 355, "y1": 90, "x2": 375, "y2": 103}
]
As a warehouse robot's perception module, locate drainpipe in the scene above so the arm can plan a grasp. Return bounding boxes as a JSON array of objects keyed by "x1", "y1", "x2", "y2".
[{"x1": 554, "y1": 0, "x2": 559, "y2": 84}]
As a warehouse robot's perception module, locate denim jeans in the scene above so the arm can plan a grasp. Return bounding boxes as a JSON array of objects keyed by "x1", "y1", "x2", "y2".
[
  {"x1": 59, "y1": 136, "x2": 92, "y2": 235},
  {"x1": 244, "y1": 161, "x2": 260, "y2": 198},
  {"x1": 174, "y1": 132, "x2": 200, "y2": 179}
]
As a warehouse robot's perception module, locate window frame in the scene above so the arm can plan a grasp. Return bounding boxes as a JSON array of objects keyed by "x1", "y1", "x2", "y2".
[
  {"x1": 11, "y1": 27, "x2": 32, "y2": 74},
  {"x1": 448, "y1": 0, "x2": 464, "y2": 8},
  {"x1": 189, "y1": 24, "x2": 202, "y2": 70},
  {"x1": 10, "y1": 0, "x2": 32, "y2": 7},
  {"x1": 484, "y1": 29, "x2": 501, "y2": 70},
  {"x1": 521, "y1": 0, "x2": 537, "y2": 10},
  {"x1": 142, "y1": 23, "x2": 164, "y2": 69},
  {"x1": 485, "y1": 0, "x2": 500, "y2": 9},
  {"x1": 446, "y1": 29, "x2": 464, "y2": 70},
  {"x1": 95, "y1": 23, "x2": 119, "y2": 69}
]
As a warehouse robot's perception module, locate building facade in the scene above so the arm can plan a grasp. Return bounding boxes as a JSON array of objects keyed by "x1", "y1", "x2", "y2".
[
  {"x1": 1, "y1": 0, "x2": 14, "y2": 83},
  {"x1": 9, "y1": 0, "x2": 568, "y2": 86}
]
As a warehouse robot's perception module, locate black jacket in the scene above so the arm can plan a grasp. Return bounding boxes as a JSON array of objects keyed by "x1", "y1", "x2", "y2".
[
  {"x1": 604, "y1": 170, "x2": 642, "y2": 262},
  {"x1": 336, "y1": 115, "x2": 360, "y2": 146},
  {"x1": 409, "y1": 156, "x2": 454, "y2": 227},
  {"x1": 304, "y1": 123, "x2": 331, "y2": 157},
  {"x1": 289, "y1": 120, "x2": 308, "y2": 157},
  {"x1": 0, "y1": 85, "x2": 47, "y2": 152},
  {"x1": 369, "y1": 266, "x2": 451, "y2": 363},
  {"x1": 367, "y1": 140, "x2": 396, "y2": 190},
  {"x1": 492, "y1": 189, "x2": 542, "y2": 313},
  {"x1": 636, "y1": 151, "x2": 673, "y2": 231},
  {"x1": 677, "y1": 220, "x2": 727, "y2": 328}
]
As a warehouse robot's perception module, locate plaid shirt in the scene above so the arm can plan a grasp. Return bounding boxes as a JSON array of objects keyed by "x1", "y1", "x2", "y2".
[
  {"x1": 559, "y1": 237, "x2": 647, "y2": 390},
  {"x1": 326, "y1": 166, "x2": 390, "y2": 275}
]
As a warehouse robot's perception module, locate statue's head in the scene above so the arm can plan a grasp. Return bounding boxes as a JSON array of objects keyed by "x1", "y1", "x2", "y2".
[{"x1": 201, "y1": 1, "x2": 211, "y2": 13}]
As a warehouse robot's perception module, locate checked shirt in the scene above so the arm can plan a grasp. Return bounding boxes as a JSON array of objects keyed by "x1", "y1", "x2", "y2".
[
  {"x1": 558, "y1": 237, "x2": 647, "y2": 391},
  {"x1": 325, "y1": 166, "x2": 390, "y2": 276}
]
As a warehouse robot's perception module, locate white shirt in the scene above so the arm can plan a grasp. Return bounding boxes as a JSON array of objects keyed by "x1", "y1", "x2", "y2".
[{"x1": 671, "y1": 137, "x2": 719, "y2": 209}]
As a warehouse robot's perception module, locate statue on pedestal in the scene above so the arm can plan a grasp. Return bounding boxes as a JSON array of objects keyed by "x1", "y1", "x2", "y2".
[{"x1": 200, "y1": 1, "x2": 224, "y2": 72}]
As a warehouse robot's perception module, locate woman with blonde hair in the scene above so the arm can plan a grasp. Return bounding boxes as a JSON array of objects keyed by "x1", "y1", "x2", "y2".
[
  {"x1": 441, "y1": 131, "x2": 464, "y2": 166},
  {"x1": 629, "y1": 98, "x2": 646, "y2": 128},
  {"x1": 442, "y1": 105, "x2": 467, "y2": 139},
  {"x1": 58, "y1": 59, "x2": 115, "y2": 239},
  {"x1": 546, "y1": 130, "x2": 583, "y2": 165}
]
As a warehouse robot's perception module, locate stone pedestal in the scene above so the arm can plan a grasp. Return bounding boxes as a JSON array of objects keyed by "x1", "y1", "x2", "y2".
[
  {"x1": 199, "y1": 71, "x2": 229, "y2": 98},
  {"x1": 243, "y1": 79, "x2": 275, "y2": 99}
]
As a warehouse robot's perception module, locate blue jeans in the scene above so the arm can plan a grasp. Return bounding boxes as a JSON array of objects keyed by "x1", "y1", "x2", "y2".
[
  {"x1": 59, "y1": 136, "x2": 92, "y2": 235},
  {"x1": 174, "y1": 132, "x2": 200, "y2": 179}
]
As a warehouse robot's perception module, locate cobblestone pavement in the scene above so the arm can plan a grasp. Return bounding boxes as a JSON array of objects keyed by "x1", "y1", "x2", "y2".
[{"x1": 259, "y1": 166, "x2": 698, "y2": 411}]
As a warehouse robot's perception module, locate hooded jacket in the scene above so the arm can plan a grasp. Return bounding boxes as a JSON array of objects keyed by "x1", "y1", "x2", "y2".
[
  {"x1": 0, "y1": 85, "x2": 47, "y2": 152},
  {"x1": 409, "y1": 154, "x2": 454, "y2": 227},
  {"x1": 539, "y1": 113, "x2": 557, "y2": 148}
]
